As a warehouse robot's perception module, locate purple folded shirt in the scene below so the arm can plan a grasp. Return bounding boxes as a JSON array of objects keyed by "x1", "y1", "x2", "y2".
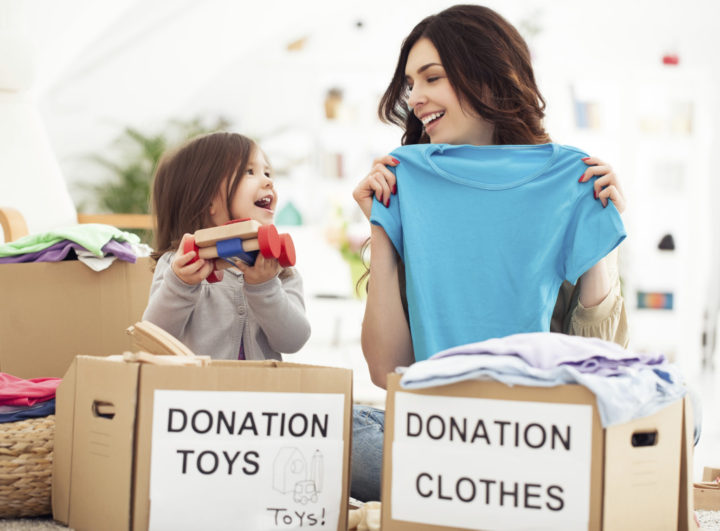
[
  {"x1": 0, "y1": 239, "x2": 137, "y2": 264},
  {"x1": 432, "y1": 332, "x2": 665, "y2": 377}
]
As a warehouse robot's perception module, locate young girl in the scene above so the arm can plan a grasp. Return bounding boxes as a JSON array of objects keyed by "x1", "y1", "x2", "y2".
[
  {"x1": 350, "y1": 5, "x2": 627, "y2": 501},
  {"x1": 142, "y1": 132, "x2": 311, "y2": 361}
]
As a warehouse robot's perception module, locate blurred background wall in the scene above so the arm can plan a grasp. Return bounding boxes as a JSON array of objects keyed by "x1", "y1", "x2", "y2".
[{"x1": 2, "y1": 0, "x2": 720, "y2": 391}]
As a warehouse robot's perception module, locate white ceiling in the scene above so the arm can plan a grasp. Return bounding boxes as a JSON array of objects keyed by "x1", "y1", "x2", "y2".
[{"x1": 2, "y1": 0, "x2": 719, "y2": 196}]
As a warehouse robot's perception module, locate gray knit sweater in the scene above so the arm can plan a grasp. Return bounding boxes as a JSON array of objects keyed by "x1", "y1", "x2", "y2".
[{"x1": 142, "y1": 252, "x2": 311, "y2": 360}]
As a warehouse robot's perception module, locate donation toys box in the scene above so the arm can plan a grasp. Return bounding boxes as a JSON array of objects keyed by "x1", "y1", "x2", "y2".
[
  {"x1": 0, "y1": 257, "x2": 153, "y2": 378},
  {"x1": 381, "y1": 373, "x2": 695, "y2": 531},
  {"x1": 53, "y1": 355, "x2": 353, "y2": 531}
]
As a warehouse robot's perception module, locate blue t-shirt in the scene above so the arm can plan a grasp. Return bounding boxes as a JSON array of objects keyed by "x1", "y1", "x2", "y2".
[{"x1": 370, "y1": 143, "x2": 626, "y2": 362}]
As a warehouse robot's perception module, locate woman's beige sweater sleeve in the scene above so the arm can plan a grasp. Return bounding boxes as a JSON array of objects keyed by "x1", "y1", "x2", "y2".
[{"x1": 567, "y1": 254, "x2": 628, "y2": 348}]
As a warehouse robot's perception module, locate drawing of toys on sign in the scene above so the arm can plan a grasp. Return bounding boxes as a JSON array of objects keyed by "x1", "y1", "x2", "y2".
[
  {"x1": 185, "y1": 218, "x2": 296, "y2": 283},
  {"x1": 273, "y1": 448, "x2": 324, "y2": 504}
]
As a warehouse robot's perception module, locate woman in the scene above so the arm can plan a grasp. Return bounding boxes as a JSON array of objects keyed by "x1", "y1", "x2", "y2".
[{"x1": 350, "y1": 4, "x2": 627, "y2": 502}]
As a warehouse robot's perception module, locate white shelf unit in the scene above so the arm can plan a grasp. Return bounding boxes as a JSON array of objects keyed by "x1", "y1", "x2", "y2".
[{"x1": 546, "y1": 65, "x2": 716, "y2": 378}]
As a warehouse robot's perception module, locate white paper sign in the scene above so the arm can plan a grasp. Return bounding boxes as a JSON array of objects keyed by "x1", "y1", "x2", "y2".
[
  {"x1": 392, "y1": 392, "x2": 593, "y2": 531},
  {"x1": 148, "y1": 390, "x2": 345, "y2": 531}
]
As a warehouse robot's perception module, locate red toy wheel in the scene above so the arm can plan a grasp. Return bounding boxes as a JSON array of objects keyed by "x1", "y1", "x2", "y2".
[
  {"x1": 184, "y1": 235, "x2": 220, "y2": 283},
  {"x1": 257, "y1": 224, "x2": 281, "y2": 258},
  {"x1": 278, "y1": 233, "x2": 296, "y2": 267},
  {"x1": 183, "y1": 236, "x2": 200, "y2": 264}
]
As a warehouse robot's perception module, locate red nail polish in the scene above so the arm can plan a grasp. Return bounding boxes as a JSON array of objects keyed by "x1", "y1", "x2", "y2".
[
  {"x1": 581, "y1": 157, "x2": 590, "y2": 161},
  {"x1": 391, "y1": 158, "x2": 400, "y2": 164},
  {"x1": 385, "y1": 198, "x2": 390, "y2": 207},
  {"x1": 593, "y1": 190, "x2": 598, "y2": 199},
  {"x1": 578, "y1": 174, "x2": 585, "y2": 183},
  {"x1": 392, "y1": 184, "x2": 397, "y2": 194}
]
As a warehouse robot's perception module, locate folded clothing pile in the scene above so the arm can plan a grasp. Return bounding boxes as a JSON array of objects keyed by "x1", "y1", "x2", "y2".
[
  {"x1": 399, "y1": 332, "x2": 698, "y2": 440},
  {"x1": 0, "y1": 223, "x2": 151, "y2": 271},
  {"x1": 0, "y1": 372, "x2": 62, "y2": 518},
  {"x1": 1, "y1": 372, "x2": 61, "y2": 422}
]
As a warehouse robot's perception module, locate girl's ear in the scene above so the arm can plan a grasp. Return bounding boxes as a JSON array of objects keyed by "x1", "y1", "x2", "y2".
[{"x1": 208, "y1": 194, "x2": 225, "y2": 226}]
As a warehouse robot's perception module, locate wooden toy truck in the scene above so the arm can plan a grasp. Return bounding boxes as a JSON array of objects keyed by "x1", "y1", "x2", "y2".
[{"x1": 184, "y1": 218, "x2": 296, "y2": 283}]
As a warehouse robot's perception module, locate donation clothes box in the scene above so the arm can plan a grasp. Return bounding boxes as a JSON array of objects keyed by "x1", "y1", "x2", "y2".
[
  {"x1": 0, "y1": 257, "x2": 153, "y2": 378},
  {"x1": 381, "y1": 373, "x2": 695, "y2": 531},
  {"x1": 52, "y1": 356, "x2": 353, "y2": 531}
]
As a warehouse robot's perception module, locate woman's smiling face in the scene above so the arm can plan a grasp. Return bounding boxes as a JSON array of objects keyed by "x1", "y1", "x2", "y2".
[{"x1": 405, "y1": 38, "x2": 494, "y2": 146}]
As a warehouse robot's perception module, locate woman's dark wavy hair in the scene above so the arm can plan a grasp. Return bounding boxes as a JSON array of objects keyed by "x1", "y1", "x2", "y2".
[
  {"x1": 359, "y1": 5, "x2": 550, "y2": 295},
  {"x1": 150, "y1": 132, "x2": 256, "y2": 262},
  {"x1": 378, "y1": 4, "x2": 550, "y2": 146}
]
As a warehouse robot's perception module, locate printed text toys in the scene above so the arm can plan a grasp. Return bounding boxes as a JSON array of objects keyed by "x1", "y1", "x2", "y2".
[{"x1": 184, "y1": 218, "x2": 296, "y2": 283}]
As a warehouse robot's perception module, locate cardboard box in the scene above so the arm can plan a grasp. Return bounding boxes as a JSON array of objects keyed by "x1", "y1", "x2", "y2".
[
  {"x1": 381, "y1": 373, "x2": 694, "y2": 531},
  {"x1": 52, "y1": 356, "x2": 353, "y2": 531},
  {"x1": 702, "y1": 467, "x2": 720, "y2": 482},
  {"x1": 694, "y1": 485, "x2": 720, "y2": 511},
  {"x1": 693, "y1": 467, "x2": 720, "y2": 510},
  {"x1": 0, "y1": 258, "x2": 153, "y2": 378}
]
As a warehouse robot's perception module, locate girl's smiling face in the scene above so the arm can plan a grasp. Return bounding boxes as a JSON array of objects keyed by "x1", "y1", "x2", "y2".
[
  {"x1": 210, "y1": 147, "x2": 277, "y2": 226},
  {"x1": 405, "y1": 38, "x2": 494, "y2": 146}
]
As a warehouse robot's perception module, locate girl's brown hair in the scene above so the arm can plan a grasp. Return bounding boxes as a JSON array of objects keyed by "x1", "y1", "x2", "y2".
[
  {"x1": 150, "y1": 132, "x2": 256, "y2": 261},
  {"x1": 378, "y1": 4, "x2": 551, "y2": 146}
]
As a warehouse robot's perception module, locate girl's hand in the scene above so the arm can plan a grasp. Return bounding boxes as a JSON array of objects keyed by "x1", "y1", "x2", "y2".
[
  {"x1": 352, "y1": 155, "x2": 399, "y2": 220},
  {"x1": 235, "y1": 253, "x2": 280, "y2": 285},
  {"x1": 579, "y1": 157, "x2": 627, "y2": 214},
  {"x1": 172, "y1": 233, "x2": 220, "y2": 284}
]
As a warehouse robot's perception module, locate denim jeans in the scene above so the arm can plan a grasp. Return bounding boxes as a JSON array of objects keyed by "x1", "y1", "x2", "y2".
[{"x1": 351, "y1": 404, "x2": 385, "y2": 502}]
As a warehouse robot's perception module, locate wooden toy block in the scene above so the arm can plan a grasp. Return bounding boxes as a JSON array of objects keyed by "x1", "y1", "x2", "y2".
[
  {"x1": 194, "y1": 218, "x2": 261, "y2": 247},
  {"x1": 126, "y1": 320, "x2": 196, "y2": 357},
  {"x1": 122, "y1": 350, "x2": 211, "y2": 367},
  {"x1": 183, "y1": 219, "x2": 296, "y2": 282},
  {"x1": 198, "y1": 238, "x2": 260, "y2": 259}
]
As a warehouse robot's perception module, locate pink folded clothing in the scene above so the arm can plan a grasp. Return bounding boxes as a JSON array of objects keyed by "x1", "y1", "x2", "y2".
[{"x1": 0, "y1": 372, "x2": 62, "y2": 407}]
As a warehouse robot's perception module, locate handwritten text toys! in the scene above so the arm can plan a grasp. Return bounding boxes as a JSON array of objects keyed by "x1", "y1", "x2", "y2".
[{"x1": 184, "y1": 218, "x2": 296, "y2": 282}]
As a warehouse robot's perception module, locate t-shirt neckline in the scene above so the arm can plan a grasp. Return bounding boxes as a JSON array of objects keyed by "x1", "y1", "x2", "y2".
[{"x1": 423, "y1": 143, "x2": 559, "y2": 190}]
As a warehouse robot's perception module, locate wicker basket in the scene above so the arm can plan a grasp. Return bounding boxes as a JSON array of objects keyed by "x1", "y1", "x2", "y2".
[{"x1": 0, "y1": 415, "x2": 54, "y2": 518}]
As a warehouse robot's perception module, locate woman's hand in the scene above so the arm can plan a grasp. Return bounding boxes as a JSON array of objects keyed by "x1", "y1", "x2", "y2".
[
  {"x1": 579, "y1": 157, "x2": 626, "y2": 213},
  {"x1": 234, "y1": 253, "x2": 280, "y2": 285},
  {"x1": 352, "y1": 155, "x2": 399, "y2": 219},
  {"x1": 172, "y1": 233, "x2": 219, "y2": 284}
]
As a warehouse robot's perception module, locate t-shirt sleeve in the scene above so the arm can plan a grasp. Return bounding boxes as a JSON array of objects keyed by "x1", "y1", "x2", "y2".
[
  {"x1": 563, "y1": 190, "x2": 626, "y2": 285},
  {"x1": 369, "y1": 170, "x2": 403, "y2": 260}
]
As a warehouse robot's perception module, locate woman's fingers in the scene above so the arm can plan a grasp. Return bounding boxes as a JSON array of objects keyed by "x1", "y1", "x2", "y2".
[
  {"x1": 580, "y1": 157, "x2": 626, "y2": 214},
  {"x1": 370, "y1": 166, "x2": 393, "y2": 206},
  {"x1": 353, "y1": 155, "x2": 400, "y2": 219},
  {"x1": 579, "y1": 162, "x2": 611, "y2": 183},
  {"x1": 597, "y1": 185, "x2": 626, "y2": 212}
]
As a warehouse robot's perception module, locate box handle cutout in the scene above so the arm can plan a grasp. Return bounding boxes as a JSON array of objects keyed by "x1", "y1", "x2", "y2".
[
  {"x1": 631, "y1": 430, "x2": 657, "y2": 447},
  {"x1": 92, "y1": 401, "x2": 116, "y2": 419}
]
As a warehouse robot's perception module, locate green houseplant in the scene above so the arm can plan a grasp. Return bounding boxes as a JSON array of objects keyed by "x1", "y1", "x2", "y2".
[{"x1": 79, "y1": 116, "x2": 231, "y2": 242}]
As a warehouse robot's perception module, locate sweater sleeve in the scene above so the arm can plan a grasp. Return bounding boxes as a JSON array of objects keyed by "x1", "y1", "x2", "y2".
[
  {"x1": 568, "y1": 287, "x2": 628, "y2": 348},
  {"x1": 566, "y1": 253, "x2": 628, "y2": 348},
  {"x1": 141, "y1": 253, "x2": 201, "y2": 339},
  {"x1": 243, "y1": 268, "x2": 311, "y2": 354}
]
